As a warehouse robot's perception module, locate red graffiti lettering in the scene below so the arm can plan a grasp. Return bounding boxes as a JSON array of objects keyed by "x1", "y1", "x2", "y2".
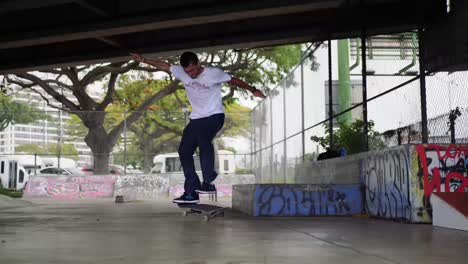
[{"x1": 416, "y1": 144, "x2": 468, "y2": 201}]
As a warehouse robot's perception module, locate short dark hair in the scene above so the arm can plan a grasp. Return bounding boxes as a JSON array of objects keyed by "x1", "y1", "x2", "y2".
[{"x1": 180, "y1": 51, "x2": 199, "y2": 68}]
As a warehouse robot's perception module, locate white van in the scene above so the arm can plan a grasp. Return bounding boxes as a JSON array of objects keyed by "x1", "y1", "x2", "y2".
[
  {"x1": 150, "y1": 150, "x2": 236, "y2": 174},
  {"x1": 0, "y1": 157, "x2": 29, "y2": 190},
  {"x1": 13, "y1": 155, "x2": 42, "y2": 175}
]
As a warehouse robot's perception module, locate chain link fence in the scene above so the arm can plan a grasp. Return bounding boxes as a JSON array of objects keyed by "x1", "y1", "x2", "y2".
[
  {"x1": 252, "y1": 33, "x2": 468, "y2": 183},
  {"x1": 0, "y1": 108, "x2": 253, "y2": 176}
]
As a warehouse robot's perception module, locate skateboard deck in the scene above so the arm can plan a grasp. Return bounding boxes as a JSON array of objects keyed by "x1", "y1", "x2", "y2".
[{"x1": 177, "y1": 203, "x2": 225, "y2": 221}]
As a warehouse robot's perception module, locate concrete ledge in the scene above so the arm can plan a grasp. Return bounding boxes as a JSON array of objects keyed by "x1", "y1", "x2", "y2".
[
  {"x1": 233, "y1": 184, "x2": 363, "y2": 216},
  {"x1": 295, "y1": 153, "x2": 367, "y2": 184}
]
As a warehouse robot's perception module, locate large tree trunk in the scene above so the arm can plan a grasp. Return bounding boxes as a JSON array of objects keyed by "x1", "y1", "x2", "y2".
[
  {"x1": 93, "y1": 151, "x2": 111, "y2": 175},
  {"x1": 142, "y1": 138, "x2": 153, "y2": 173},
  {"x1": 85, "y1": 126, "x2": 114, "y2": 175}
]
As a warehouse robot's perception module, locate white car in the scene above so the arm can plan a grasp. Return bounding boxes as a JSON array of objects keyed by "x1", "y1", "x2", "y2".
[{"x1": 38, "y1": 167, "x2": 84, "y2": 176}]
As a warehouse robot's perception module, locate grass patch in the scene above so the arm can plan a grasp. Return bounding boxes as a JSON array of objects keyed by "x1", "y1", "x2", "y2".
[{"x1": 0, "y1": 188, "x2": 23, "y2": 198}]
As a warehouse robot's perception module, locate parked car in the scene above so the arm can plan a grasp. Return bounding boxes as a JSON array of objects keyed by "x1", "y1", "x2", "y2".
[
  {"x1": 38, "y1": 167, "x2": 84, "y2": 176},
  {"x1": 80, "y1": 164, "x2": 124, "y2": 175}
]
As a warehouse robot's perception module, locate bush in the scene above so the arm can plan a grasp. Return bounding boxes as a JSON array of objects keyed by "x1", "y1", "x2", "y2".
[
  {"x1": 0, "y1": 187, "x2": 23, "y2": 198},
  {"x1": 310, "y1": 119, "x2": 384, "y2": 155}
]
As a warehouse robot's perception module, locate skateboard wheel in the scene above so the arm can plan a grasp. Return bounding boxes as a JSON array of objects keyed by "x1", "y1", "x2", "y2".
[
  {"x1": 182, "y1": 211, "x2": 188, "y2": 216},
  {"x1": 203, "y1": 215, "x2": 210, "y2": 222}
]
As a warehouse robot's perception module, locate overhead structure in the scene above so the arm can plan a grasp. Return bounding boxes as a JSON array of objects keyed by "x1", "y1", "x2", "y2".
[{"x1": 0, "y1": 0, "x2": 446, "y2": 73}]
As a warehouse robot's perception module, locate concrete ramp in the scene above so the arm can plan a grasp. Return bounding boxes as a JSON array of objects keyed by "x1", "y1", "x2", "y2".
[{"x1": 431, "y1": 193, "x2": 468, "y2": 231}]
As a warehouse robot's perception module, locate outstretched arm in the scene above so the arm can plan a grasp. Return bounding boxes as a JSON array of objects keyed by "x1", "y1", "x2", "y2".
[
  {"x1": 130, "y1": 53, "x2": 171, "y2": 72},
  {"x1": 228, "y1": 77, "x2": 266, "y2": 98}
]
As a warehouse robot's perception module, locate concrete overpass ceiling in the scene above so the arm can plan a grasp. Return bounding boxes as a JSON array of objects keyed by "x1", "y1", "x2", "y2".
[{"x1": 0, "y1": 0, "x2": 446, "y2": 73}]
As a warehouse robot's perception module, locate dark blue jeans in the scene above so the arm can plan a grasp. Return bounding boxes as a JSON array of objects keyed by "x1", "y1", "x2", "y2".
[{"x1": 178, "y1": 113, "x2": 225, "y2": 194}]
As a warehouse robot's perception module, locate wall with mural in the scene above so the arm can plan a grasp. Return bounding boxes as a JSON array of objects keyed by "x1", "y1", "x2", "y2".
[
  {"x1": 363, "y1": 145, "x2": 412, "y2": 221},
  {"x1": 24, "y1": 173, "x2": 255, "y2": 200},
  {"x1": 412, "y1": 144, "x2": 468, "y2": 222},
  {"x1": 24, "y1": 175, "x2": 116, "y2": 199},
  {"x1": 363, "y1": 144, "x2": 468, "y2": 223}
]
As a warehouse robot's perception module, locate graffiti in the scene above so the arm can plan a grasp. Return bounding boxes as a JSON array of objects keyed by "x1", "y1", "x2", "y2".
[
  {"x1": 414, "y1": 144, "x2": 468, "y2": 219},
  {"x1": 168, "y1": 173, "x2": 255, "y2": 198},
  {"x1": 24, "y1": 176, "x2": 116, "y2": 199},
  {"x1": 169, "y1": 185, "x2": 232, "y2": 197},
  {"x1": 254, "y1": 184, "x2": 362, "y2": 216},
  {"x1": 363, "y1": 147, "x2": 411, "y2": 221},
  {"x1": 114, "y1": 175, "x2": 169, "y2": 199}
]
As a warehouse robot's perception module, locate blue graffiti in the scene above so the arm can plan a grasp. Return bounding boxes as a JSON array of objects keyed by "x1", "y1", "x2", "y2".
[{"x1": 254, "y1": 184, "x2": 361, "y2": 216}]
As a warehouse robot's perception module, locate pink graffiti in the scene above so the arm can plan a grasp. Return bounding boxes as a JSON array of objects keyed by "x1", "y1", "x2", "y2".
[{"x1": 25, "y1": 176, "x2": 116, "y2": 199}]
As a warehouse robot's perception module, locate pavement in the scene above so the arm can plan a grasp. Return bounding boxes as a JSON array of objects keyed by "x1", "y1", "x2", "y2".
[{"x1": 0, "y1": 197, "x2": 467, "y2": 264}]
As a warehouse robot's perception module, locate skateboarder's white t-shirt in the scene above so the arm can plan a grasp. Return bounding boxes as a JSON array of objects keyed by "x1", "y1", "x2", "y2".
[{"x1": 170, "y1": 65, "x2": 231, "y2": 119}]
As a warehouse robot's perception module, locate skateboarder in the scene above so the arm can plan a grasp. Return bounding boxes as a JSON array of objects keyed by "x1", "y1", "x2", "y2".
[{"x1": 131, "y1": 52, "x2": 265, "y2": 203}]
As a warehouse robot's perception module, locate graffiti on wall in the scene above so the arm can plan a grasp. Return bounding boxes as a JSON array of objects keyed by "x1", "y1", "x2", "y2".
[
  {"x1": 363, "y1": 147, "x2": 411, "y2": 221},
  {"x1": 414, "y1": 144, "x2": 468, "y2": 219},
  {"x1": 254, "y1": 184, "x2": 362, "y2": 216},
  {"x1": 24, "y1": 176, "x2": 116, "y2": 199},
  {"x1": 115, "y1": 175, "x2": 169, "y2": 199},
  {"x1": 170, "y1": 185, "x2": 232, "y2": 197}
]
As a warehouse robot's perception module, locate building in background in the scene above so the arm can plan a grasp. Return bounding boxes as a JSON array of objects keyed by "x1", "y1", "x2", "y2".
[{"x1": 0, "y1": 86, "x2": 104, "y2": 165}]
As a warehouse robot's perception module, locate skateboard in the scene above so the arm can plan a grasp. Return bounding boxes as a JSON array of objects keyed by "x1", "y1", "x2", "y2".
[{"x1": 177, "y1": 203, "x2": 225, "y2": 221}]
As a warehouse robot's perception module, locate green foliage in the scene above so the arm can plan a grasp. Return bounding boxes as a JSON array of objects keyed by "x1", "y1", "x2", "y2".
[
  {"x1": 310, "y1": 119, "x2": 384, "y2": 155},
  {"x1": 0, "y1": 93, "x2": 50, "y2": 131},
  {"x1": 16, "y1": 143, "x2": 79, "y2": 160},
  {"x1": 0, "y1": 187, "x2": 23, "y2": 198},
  {"x1": 201, "y1": 44, "x2": 303, "y2": 94},
  {"x1": 303, "y1": 153, "x2": 318, "y2": 162},
  {"x1": 235, "y1": 168, "x2": 253, "y2": 174},
  {"x1": 112, "y1": 144, "x2": 144, "y2": 169},
  {"x1": 64, "y1": 114, "x2": 87, "y2": 140},
  {"x1": 223, "y1": 147, "x2": 238, "y2": 154}
]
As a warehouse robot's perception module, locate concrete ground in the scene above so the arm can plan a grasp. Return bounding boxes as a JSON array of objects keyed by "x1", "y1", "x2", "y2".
[{"x1": 0, "y1": 198, "x2": 467, "y2": 264}]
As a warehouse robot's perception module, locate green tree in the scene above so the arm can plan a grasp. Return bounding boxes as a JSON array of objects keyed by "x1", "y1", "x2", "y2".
[
  {"x1": 16, "y1": 143, "x2": 79, "y2": 160},
  {"x1": 110, "y1": 78, "x2": 252, "y2": 172},
  {"x1": 6, "y1": 44, "x2": 302, "y2": 174},
  {"x1": 310, "y1": 119, "x2": 384, "y2": 155},
  {"x1": 0, "y1": 93, "x2": 49, "y2": 131}
]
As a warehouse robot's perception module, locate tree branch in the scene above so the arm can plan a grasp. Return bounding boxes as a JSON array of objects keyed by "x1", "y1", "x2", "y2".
[
  {"x1": 108, "y1": 81, "x2": 179, "y2": 145},
  {"x1": 222, "y1": 87, "x2": 236, "y2": 101},
  {"x1": 38, "y1": 69, "x2": 63, "y2": 75},
  {"x1": 29, "y1": 87, "x2": 69, "y2": 112},
  {"x1": 96, "y1": 72, "x2": 117, "y2": 111},
  {"x1": 133, "y1": 66, "x2": 168, "y2": 73},
  {"x1": 81, "y1": 61, "x2": 139, "y2": 86},
  {"x1": 14, "y1": 73, "x2": 80, "y2": 111},
  {"x1": 43, "y1": 79, "x2": 74, "y2": 90},
  {"x1": 173, "y1": 92, "x2": 186, "y2": 108}
]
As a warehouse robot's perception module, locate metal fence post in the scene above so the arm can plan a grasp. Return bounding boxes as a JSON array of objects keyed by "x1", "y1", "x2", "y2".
[
  {"x1": 361, "y1": 32, "x2": 369, "y2": 150},
  {"x1": 418, "y1": 28, "x2": 429, "y2": 143},
  {"x1": 301, "y1": 57, "x2": 306, "y2": 162},
  {"x1": 283, "y1": 86, "x2": 287, "y2": 183},
  {"x1": 123, "y1": 112, "x2": 127, "y2": 174},
  {"x1": 328, "y1": 39, "x2": 334, "y2": 147}
]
